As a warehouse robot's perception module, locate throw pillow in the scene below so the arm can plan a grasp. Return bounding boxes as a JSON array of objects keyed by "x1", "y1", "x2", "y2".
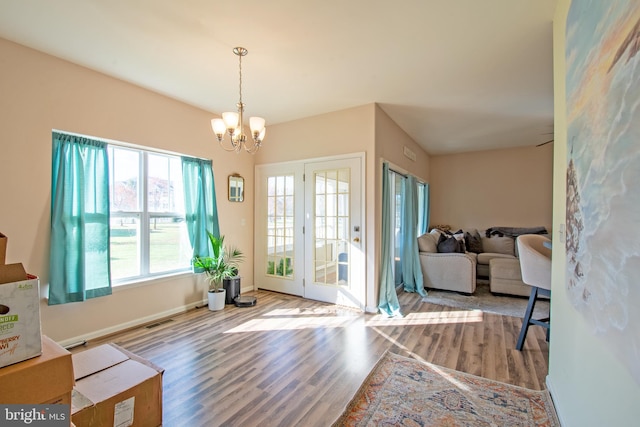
[
  {"x1": 437, "y1": 233, "x2": 463, "y2": 253},
  {"x1": 465, "y1": 230, "x2": 484, "y2": 253},
  {"x1": 482, "y1": 235, "x2": 515, "y2": 256},
  {"x1": 417, "y1": 233, "x2": 437, "y2": 253},
  {"x1": 451, "y1": 231, "x2": 466, "y2": 252}
]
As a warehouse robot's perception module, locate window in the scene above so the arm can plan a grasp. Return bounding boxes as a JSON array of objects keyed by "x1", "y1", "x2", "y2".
[
  {"x1": 108, "y1": 146, "x2": 191, "y2": 283},
  {"x1": 417, "y1": 181, "x2": 428, "y2": 235},
  {"x1": 388, "y1": 169, "x2": 428, "y2": 285},
  {"x1": 391, "y1": 172, "x2": 406, "y2": 285}
]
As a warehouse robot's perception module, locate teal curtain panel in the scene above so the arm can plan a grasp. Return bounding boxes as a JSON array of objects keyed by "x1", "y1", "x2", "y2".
[
  {"x1": 182, "y1": 157, "x2": 220, "y2": 267},
  {"x1": 49, "y1": 132, "x2": 112, "y2": 305},
  {"x1": 378, "y1": 162, "x2": 402, "y2": 317}
]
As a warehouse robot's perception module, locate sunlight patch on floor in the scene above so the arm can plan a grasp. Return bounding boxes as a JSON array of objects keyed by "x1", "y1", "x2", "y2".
[
  {"x1": 261, "y1": 307, "x2": 356, "y2": 316},
  {"x1": 366, "y1": 310, "x2": 484, "y2": 326},
  {"x1": 223, "y1": 308, "x2": 481, "y2": 333},
  {"x1": 223, "y1": 313, "x2": 355, "y2": 333}
]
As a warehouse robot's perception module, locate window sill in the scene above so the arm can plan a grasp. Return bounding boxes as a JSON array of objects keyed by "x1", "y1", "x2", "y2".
[{"x1": 112, "y1": 270, "x2": 194, "y2": 292}]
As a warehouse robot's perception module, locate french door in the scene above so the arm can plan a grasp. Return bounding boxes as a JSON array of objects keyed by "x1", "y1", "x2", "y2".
[
  {"x1": 255, "y1": 155, "x2": 364, "y2": 309},
  {"x1": 254, "y1": 163, "x2": 305, "y2": 296}
]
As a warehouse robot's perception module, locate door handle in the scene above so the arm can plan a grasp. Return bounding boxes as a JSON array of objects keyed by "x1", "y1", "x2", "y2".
[{"x1": 353, "y1": 237, "x2": 360, "y2": 243}]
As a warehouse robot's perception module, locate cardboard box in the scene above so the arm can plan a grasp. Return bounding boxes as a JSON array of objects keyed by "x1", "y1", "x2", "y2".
[
  {"x1": 0, "y1": 232, "x2": 6, "y2": 264},
  {"x1": 0, "y1": 262, "x2": 42, "y2": 368},
  {"x1": 0, "y1": 335, "x2": 74, "y2": 404},
  {"x1": 0, "y1": 262, "x2": 28, "y2": 284},
  {"x1": 72, "y1": 344, "x2": 164, "y2": 427}
]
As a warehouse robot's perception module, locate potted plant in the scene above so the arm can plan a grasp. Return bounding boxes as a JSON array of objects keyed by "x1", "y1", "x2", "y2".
[{"x1": 193, "y1": 232, "x2": 244, "y2": 311}]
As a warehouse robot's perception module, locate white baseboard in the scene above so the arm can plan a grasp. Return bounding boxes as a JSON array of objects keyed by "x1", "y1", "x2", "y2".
[
  {"x1": 57, "y1": 284, "x2": 350, "y2": 348},
  {"x1": 545, "y1": 375, "x2": 566, "y2": 426},
  {"x1": 56, "y1": 299, "x2": 206, "y2": 348}
]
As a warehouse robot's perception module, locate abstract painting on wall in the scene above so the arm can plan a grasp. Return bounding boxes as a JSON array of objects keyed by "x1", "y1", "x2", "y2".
[{"x1": 565, "y1": 0, "x2": 640, "y2": 383}]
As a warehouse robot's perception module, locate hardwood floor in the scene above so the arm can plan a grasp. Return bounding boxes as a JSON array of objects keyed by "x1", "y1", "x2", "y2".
[{"x1": 76, "y1": 289, "x2": 549, "y2": 427}]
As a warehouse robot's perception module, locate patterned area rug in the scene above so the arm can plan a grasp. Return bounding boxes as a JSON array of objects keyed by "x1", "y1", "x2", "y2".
[
  {"x1": 422, "y1": 282, "x2": 550, "y2": 319},
  {"x1": 333, "y1": 352, "x2": 559, "y2": 427}
]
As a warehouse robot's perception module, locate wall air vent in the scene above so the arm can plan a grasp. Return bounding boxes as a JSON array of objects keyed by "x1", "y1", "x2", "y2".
[
  {"x1": 403, "y1": 146, "x2": 416, "y2": 161},
  {"x1": 145, "y1": 319, "x2": 174, "y2": 329}
]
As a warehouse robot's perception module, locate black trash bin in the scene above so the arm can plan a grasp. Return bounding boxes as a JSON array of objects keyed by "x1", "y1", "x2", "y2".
[{"x1": 223, "y1": 276, "x2": 241, "y2": 304}]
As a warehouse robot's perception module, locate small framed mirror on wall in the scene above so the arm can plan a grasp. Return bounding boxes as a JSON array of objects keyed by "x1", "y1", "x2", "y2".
[{"x1": 228, "y1": 174, "x2": 244, "y2": 202}]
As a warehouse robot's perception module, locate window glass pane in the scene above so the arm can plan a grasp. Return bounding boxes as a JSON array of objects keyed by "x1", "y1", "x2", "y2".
[
  {"x1": 337, "y1": 194, "x2": 348, "y2": 216},
  {"x1": 276, "y1": 176, "x2": 285, "y2": 195},
  {"x1": 338, "y1": 169, "x2": 349, "y2": 192},
  {"x1": 315, "y1": 194, "x2": 325, "y2": 216},
  {"x1": 285, "y1": 175, "x2": 294, "y2": 195},
  {"x1": 315, "y1": 173, "x2": 325, "y2": 193},
  {"x1": 285, "y1": 195, "x2": 294, "y2": 217},
  {"x1": 275, "y1": 196, "x2": 285, "y2": 216},
  {"x1": 265, "y1": 174, "x2": 295, "y2": 279},
  {"x1": 148, "y1": 154, "x2": 184, "y2": 213},
  {"x1": 110, "y1": 216, "x2": 140, "y2": 280},
  {"x1": 108, "y1": 147, "x2": 190, "y2": 284},
  {"x1": 326, "y1": 171, "x2": 337, "y2": 194},
  {"x1": 392, "y1": 174, "x2": 407, "y2": 285},
  {"x1": 326, "y1": 217, "x2": 337, "y2": 239},
  {"x1": 337, "y1": 217, "x2": 348, "y2": 240},
  {"x1": 267, "y1": 177, "x2": 276, "y2": 196},
  {"x1": 315, "y1": 218, "x2": 325, "y2": 238},
  {"x1": 110, "y1": 148, "x2": 140, "y2": 212},
  {"x1": 149, "y1": 217, "x2": 191, "y2": 273}
]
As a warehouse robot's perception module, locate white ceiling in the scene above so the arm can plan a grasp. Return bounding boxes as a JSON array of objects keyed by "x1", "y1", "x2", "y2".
[{"x1": 0, "y1": 0, "x2": 557, "y2": 155}]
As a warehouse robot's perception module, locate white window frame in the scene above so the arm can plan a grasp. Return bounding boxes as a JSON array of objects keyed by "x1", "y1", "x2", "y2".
[{"x1": 108, "y1": 145, "x2": 190, "y2": 286}]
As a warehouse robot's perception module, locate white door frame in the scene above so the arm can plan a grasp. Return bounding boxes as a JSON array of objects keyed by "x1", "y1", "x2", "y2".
[{"x1": 254, "y1": 153, "x2": 366, "y2": 310}]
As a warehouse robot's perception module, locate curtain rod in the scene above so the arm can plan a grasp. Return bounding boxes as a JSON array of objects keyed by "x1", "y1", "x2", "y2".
[
  {"x1": 389, "y1": 167, "x2": 408, "y2": 178},
  {"x1": 388, "y1": 166, "x2": 427, "y2": 185},
  {"x1": 52, "y1": 128, "x2": 206, "y2": 161}
]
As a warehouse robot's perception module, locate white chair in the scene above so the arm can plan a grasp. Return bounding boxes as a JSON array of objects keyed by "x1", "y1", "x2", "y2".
[{"x1": 515, "y1": 234, "x2": 552, "y2": 350}]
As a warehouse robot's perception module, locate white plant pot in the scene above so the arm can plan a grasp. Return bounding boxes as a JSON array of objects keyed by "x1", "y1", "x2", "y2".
[{"x1": 208, "y1": 289, "x2": 226, "y2": 311}]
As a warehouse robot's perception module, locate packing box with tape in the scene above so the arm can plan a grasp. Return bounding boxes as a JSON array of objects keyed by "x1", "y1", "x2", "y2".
[{"x1": 72, "y1": 343, "x2": 164, "y2": 427}]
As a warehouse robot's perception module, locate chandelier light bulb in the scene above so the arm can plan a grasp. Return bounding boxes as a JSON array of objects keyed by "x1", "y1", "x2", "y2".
[
  {"x1": 211, "y1": 118, "x2": 226, "y2": 140},
  {"x1": 222, "y1": 112, "x2": 239, "y2": 131},
  {"x1": 250, "y1": 116, "x2": 266, "y2": 134}
]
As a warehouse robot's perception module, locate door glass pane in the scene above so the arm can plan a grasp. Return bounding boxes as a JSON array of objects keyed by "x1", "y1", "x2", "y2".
[
  {"x1": 266, "y1": 175, "x2": 295, "y2": 279},
  {"x1": 313, "y1": 168, "x2": 350, "y2": 286}
]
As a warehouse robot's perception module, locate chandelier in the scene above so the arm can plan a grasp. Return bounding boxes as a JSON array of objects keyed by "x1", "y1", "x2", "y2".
[{"x1": 211, "y1": 47, "x2": 266, "y2": 154}]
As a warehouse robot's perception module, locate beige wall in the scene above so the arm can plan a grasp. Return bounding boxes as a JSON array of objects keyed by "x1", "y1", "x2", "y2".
[
  {"x1": 254, "y1": 104, "x2": 375, "y2": 165},
  {"x1": 547, "y1": 1, "x2": 640, "y2": 425},
  {"x1": 429, "y1": 144, "x2": 553, "y2": 231},
  {"x1": 375, "y1": 105, "x2": 430, "y2": 183},
  {"x1": 374, "y1": 105, "x2": 430, "y2": 305},
  {"x1": 254, "y1": 104, "x2": 378, "y2": 309},
  {"x1": 0, "y1": 38, "x2": 255, "y2": 344}
]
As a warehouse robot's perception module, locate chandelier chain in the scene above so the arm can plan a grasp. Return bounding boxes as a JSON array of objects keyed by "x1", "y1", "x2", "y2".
[{"x1": 238, "y1": 51, "x2": 243, "y2": 106}]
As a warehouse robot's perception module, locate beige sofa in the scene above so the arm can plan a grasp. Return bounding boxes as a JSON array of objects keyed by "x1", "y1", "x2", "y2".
[{"x1": 417, "y1": 228, "x2": 533, "y2": 295}]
